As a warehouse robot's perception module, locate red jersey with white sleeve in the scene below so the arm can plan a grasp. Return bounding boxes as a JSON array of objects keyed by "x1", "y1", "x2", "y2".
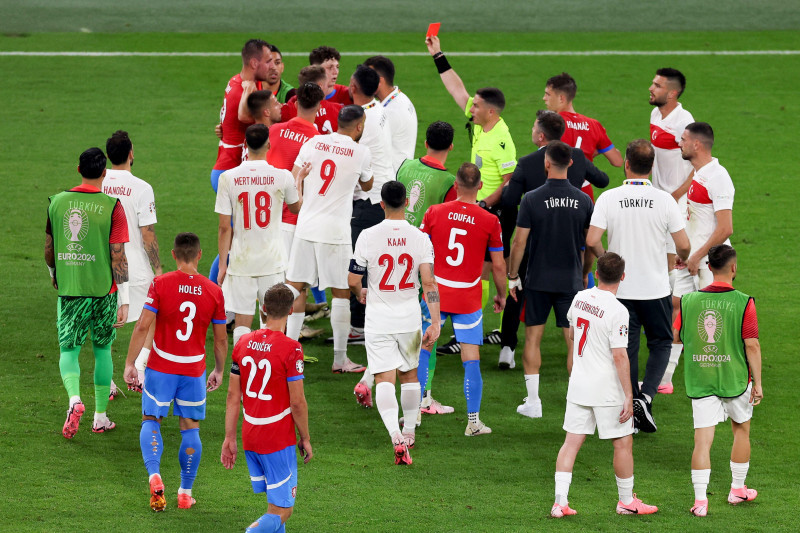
[
  {"x1": 214, "y1": 74, "x2": 263, "y2": 171},
  {"x1": 650, "y1": 103, "x2": 694, "y2": 194},
  {"x1": 267, "y1": 117, "x2": 320, "y2": 226},
  {"x1": 327, "y1": 84, "x2": 353, "y2": 105},
  {"x1": 280, "y1": 97, "x2": 341, "y2": 136},
  {"x1": 559, "y1": 111, "x2": 615, "y2": 162},
  {"x1": 420, "y1": 201, "x2": 503, "y2": 314},
  {"x1": 232, "y1": 328, "x2": 304, "y2": 455},
  {"x1": 143, "y1": 270, "x2": 226, "y2": 377}
]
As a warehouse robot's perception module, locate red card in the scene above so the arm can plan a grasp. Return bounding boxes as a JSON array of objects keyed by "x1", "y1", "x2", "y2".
[{"x1": 426, "y1": 22, "x2": 441, "y2": 38}]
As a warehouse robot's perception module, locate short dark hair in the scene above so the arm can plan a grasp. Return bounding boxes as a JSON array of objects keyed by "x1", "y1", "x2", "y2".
[
  {"x1": 535, "y1": 109, "x2": 566, "y2": 141},
  {"x1": 363, "y1": 55, "x2": 395, "y2": 86},
  {"x1": 338, "y1": 105, "x2": 365, "y2": 129},
  {"x1": 247, "y1": 90, "x2": 273, "y2": 119},
  {"x1": 708, "y1": 244, "x2": 737, "y2": 271},
  {"x1": 261, "y1": 283, "x2": 295, "y2": 319},
  {"x1": 545, "y1": 140, "x2": 572, "y2": 169},
  {"x1": 352, "y1": 64, "x2": 380, "y2": 98},
  {"x1": 546, "y1": 72, "x2": 577, "y2": 102},
  {"x1": 596, "y1": 252, "x2": 625, "y2": 284},
  {"x1": 381, "y1": 181, "x2": 406, "y2": 209},
  {"x1": 242, "y1": 39, "x2": 270, "y2": 64},
  {"x1": 296, "y1": 82, "x2": 325, "y2": 111},
  {"x1": 173, "y1": 232, "x2": 201, "y2": 262},
  {"x1": 245, "y1": 124, "x2": 269, "y2": 151},
  {"x1": 656, "y1": 67, "x2": 686, "y2": 98},
  {"x1": 426, "y1": 121, "x2": 454, "y2": 151},
  {"x1": 298, "y1": 65, "x2": 326, "y2": 86},
  {"x1": 105, "y1": 130, "x2": 132, "y2": 166},
  {"x1": 456, "y1": 162, "x2": 481, "y2": 190},
  {"x1": 625, "y1": 139, "x2": 656, "y2": 175},
  {"x1": 79, "y1": 147, "x2": 106, "y2": 179},
  {"x1": 475, "y1": 87, "x2": 505, "y2": 112},
  {"x1": 268, "y1": 43, "x2": 282, "y2": 58},
  {"x1": 309, "y1": 46, "x2": 340, "y2": 65},
  {"x1": 685, "y1": 122, "x2": 715, "y2": 149}
]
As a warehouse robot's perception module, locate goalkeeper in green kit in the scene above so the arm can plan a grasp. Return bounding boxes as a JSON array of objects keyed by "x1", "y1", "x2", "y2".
[
  {"x1": 353, "y1": 121, "x2": 458, "y2": 422},
  {"x1": 45, "y1": 147, "x2": 130, "y2": 439}
]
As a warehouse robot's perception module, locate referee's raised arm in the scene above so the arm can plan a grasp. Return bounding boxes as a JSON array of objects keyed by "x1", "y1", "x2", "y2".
[{"x1": 426, "y1": 35, "x2": 470, "y2": 111}]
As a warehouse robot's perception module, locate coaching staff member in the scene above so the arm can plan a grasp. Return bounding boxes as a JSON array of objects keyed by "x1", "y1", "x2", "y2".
[{"x1": 586, "y1": 139, "x2": 690, "y2": 433}]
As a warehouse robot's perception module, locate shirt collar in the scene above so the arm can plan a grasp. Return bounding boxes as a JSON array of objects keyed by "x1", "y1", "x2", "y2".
[
  {"x1": 420, "y1": 155, "x2": 446, "y2": 170},
  {"x1": 708, "y1": 281, "x2": 734, "y2": 289},
  {"x1": 71, "y1": 184, "x2": 101, "y2": 192},
  {"x1": 381, "y1": 86, "x2": 401, "y2": 106}
]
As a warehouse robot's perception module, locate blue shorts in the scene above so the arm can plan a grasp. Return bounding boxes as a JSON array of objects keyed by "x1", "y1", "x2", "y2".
[
  {"x1": 245, "y1": 446, "x2": 298, "y2": 508},
  {"x1": 440, "y1": 309, "x2": 483, "y2": 345},
  {"x1": 210, "y1": 169, "x2": 224, "y2": 193},
  {"x1": 420, "y1": 297, "x2": 432, "y2": 335},
  {"x1": 142, "y1": 368, "x2": 207, "y2": 420}
]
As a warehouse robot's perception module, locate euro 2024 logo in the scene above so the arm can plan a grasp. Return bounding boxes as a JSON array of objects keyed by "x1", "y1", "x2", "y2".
[
  {"x1": 63, "y1": 208, "x2": 88, "y2": 252},
  {"x1": 697, "y1": 309, "x2": 722, "y2": 353},
  {"x1": 405, "y1": 180, "x2": 426, "y2": 225}
]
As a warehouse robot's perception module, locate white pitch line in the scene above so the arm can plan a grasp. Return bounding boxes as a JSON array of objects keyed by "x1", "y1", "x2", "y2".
[{"x1": 0, "y1": 50, "x2": 799, "y2": 57}]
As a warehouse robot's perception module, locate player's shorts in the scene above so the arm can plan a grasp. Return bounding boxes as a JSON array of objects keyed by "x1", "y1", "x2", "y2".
[
  {"x1": 210, "y1": 169, "x2": 224, "y2": 193},
  {"x1": 672, "y1": 266, "x2": 714, "y2": 297},
  {"x1": 282, "y1": 224, "x2": 296, "y2": 260},
  {"x1": 440, "y1": 309, "x2": 483, "y2": 345},
  {"x1": 522, "y1": 289, "x2": 574, "y2": 328},
  {"x1": 142, "y1": 367, "x2": 207, "y2": 420},
  {"x1": 691, "y1": 383, "x2": 753, "y2": 429},
  {"x1": 57, "y1": 293, "x2": 117, "y2": 350},
  {"x1": 245, "y1": 445, "x2": 298, "y2": 508},
  {"x1": 365, "y1": 330, "x2": 422, "y2": 374},
  {"x1": 124, "y1": 283, "x2": 151, "y2": 323},
  {"x1": 286, "y1": 238, "x2": 350, "y2": 290},
  {"x1": 563, "y1": 400, "x2": 634, "y2": 440},
  {"x1": 420, "y1": 297, "x2": 432, "y2": 334},
  {"x1": 222, "y1": 272, "x2": 285, "y2": 315}
]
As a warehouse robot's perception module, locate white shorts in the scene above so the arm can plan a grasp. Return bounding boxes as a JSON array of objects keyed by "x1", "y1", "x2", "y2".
[
  {"x1": 286, "y1": 238, "x2": 350, "y2": 290},
  {"x1": 282, "y1": 224, "x2": 295, "y2": 260},
  {"x1": 563, "y1": 401, "x2": 634, "y2": 440},
  {"x1": 222, "y1": 272, "x2": 285, "y2": 315},
  {"x1": 691, "y1": 383, "x2": 753, "y2": 429},
  {"x1": 365, "y1": 331, "x2": 422, "y2": 374},
  {"x1": 125, "y1": 282, "x2": 151, "y2": 323},
  {"x1": 672, "y1": 265, "x2": 713, "y2": 297}
]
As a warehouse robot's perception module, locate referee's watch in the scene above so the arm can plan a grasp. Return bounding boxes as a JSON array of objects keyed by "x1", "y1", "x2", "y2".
[{"x1": 478, "y1": 200, "x2": 488, "y2": 209}]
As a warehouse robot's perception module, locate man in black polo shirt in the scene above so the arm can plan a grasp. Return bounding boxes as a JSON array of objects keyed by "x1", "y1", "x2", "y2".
[
  {"x1": 497, "y1": 110, "x2": 608, "y2": 370},
  {"x1": 507, "y1": 141, "x2": 593, "y2": 418}
]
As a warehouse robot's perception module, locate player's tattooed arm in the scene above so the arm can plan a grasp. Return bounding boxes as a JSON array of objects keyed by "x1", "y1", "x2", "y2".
[
  {"x1": 426, "y1": 290, "x2": 440, "y2": 303},
  {"x1": 141, "y1": 225, "x2": 162, "y2": 275},
  {"x1": 110, "y1": 242, "x2": 129, "y2": 284}
]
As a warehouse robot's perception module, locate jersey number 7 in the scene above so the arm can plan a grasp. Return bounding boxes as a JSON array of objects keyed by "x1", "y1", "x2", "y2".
[{"x1": 575, "y1": 317, "x2": 590, "y2": 357}]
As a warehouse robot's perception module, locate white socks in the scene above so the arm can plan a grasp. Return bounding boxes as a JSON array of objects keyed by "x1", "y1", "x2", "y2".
[
  {"x1": 178, "y1": 487, "x2": 192, "y2": 497},
  {"x1": 692, "y1": 469, "x2": 711, "y2": 500},
  {"x1": 731, "y1": 461, "x2": 749, "y2": 489},
  {"x1": 233, "y1": 326, "x2": 250, "y2": 346},
  {"x1": 400, "y1": 382, "x2": 421, "y2": 433},
  {"x1": 360, "y1": 370, "x2": 375, "y2": 389},
  {"x1": 69, "y1": 395, "x2": 82, "y2": 407},
  {"x1": 376, "y1": 382, "x2": 400, "y2": 439},
  {"x1": 661, "y1": 344, "x2": 683, "y2": 385},
  {"x1": 554, "y1": 471, "x2": 572, "y2": 506},
  {"x1": 331, "y1": 298, "x2": 350, "y2": 366},
  {"x1": 284, "y1": 284, "x2": 301, "y2": 300},
  {"x1": 615, "y1": 475, "x2": 634, "y2": 505},
  {"x1": 286, "y1": 313, "x2": 305, "y2": 341},
  {"x1": 524, "y1": 374, "x2": 540, "y2": 402}
]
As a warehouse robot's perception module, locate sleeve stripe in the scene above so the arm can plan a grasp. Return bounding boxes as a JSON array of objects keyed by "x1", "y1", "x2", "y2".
[
  {"x1": 597, "y1": 144, "x2": 614, "y2": 154},
  {"x1": 287, "y1": 375, "x2": 304, "y2": 382},
  {"x1": 143, "y1": 304, "x2": 158, "y2": 313},
  {"x1": 211, "y1": 319, "x2": 227, "y2": 324},
  {"x1": 488, "y1": 246, "x2": 504, "y2": 252}
]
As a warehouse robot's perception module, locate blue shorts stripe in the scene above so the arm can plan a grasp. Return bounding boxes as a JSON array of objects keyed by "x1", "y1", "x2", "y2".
[
  {"x1": 141, "y1": 368, "x2": 207, "y2": 420},
  {"x1": 245, "y1": 446, "x2": 298, "y2": 507},
  {"x1": 440, "y1": 309, "x2": 484, "y2": 345}
]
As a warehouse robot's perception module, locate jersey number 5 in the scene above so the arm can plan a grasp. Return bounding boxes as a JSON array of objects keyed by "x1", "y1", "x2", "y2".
[
  {"x1": 575, "y1": 317, "x2": 590, "y2": 357},
  {"x1": 378, "y1": 253, "x2": 416, "y2": 291},
  {"x1": 241, "y1": 356, "x2": 273, "y2": 401},
  {"x1": 238, "y1": 191, "x2": 272, "y2": 229},
  {"x1": 446, "y1": 228, "x2": 467, "y2": 266}
]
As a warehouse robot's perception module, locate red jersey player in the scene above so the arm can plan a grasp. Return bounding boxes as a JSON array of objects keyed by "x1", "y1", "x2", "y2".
[
  {"x1": 211, "y1": 39, "x2": 274, "y2": 192},
  {"x1": 280, "y1": 65, "x2": 342, "y2": 135},
  {"x1": 124, "y1": 232, "x2": 228, "y2": 512},
  {"x1": 420, "y1": 163, "x2": 506, "y2": 437},
  {"x1": 221, "y1": 284, "x2": 312, "y2": 533},
  {"x1": 268, "y1": 82, "x2": 324, "y2": 241},
  {"x1": 543, "y1": 72, "x2": 623, "y2": 201},
  {"x1": 308, "y1": 46, "x2": 353, "y2": 105}
]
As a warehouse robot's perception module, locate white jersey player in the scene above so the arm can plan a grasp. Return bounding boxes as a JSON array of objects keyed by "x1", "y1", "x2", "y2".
[
  {"x1": 649, "y1": 68, "x2": 694, "y2": 197},
  {"x1": 215, "y1": 124, "x2": 303, "y2": 340},
  {"x1": 348, "y1": 181, "x2": 440, "y2": 465},
  {"x1": 551, "y1": 253, "x2": 658, "y2": 518},
  {"x1": 285, "y1": 106, "x2": 373, "y2": 373}
]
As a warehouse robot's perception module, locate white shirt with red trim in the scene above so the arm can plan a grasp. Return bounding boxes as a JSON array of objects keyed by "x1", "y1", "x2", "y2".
[
  {"x1": 650, "y1": 103, "x2": 694, "y2": 194},
  {"x1": 687, "y1": 158, "x2": 734, "y2": 259}
]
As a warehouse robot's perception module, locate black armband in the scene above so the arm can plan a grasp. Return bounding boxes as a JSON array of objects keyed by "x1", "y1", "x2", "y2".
[
  {"x1": 433, "y1": 53, "x2": 452, "y2": 74},
  {"x1": 348, "y1": 259, "x2": 367, "y2": 275},
  {"x1": 230, "y1": 362, "x2": 240, "y2": 376}
]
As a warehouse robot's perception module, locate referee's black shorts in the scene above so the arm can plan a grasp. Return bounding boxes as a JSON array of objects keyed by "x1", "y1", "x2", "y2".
[{"x1": 483, "y1": 204, "x2": 516, "y2": 261}]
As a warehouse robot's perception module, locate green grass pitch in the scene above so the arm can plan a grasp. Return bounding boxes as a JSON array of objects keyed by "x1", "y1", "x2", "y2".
[{"x1": 1, "y1": 23, "x2": 799, "y2": 533}]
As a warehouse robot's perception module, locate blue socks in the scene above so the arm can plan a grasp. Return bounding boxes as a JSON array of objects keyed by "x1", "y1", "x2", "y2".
[
  {"x1": 310, "y1": 285, "x2": 326, "y2": 304},
  {"x1": 418, "y1": 349, "x2": 431, "y2": 400},
  {"x1": 245, "y1": 513, "x2": 282, "y2": 533},
  {"x1": 179, "y1": 428, "x2": 202, "y2": 490},
  {"x1": 463, "y1": 360, "x2": 483, "y2": 414},
  {"x1": 140, "y1": 420, "x2": 163, "y2": 476}
]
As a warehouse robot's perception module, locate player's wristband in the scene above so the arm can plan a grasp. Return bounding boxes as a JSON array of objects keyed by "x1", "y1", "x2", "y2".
[
  {"x1": 117, "y1": 282, "x2": 130, "y2": 306},
  {"x1": 508, "y1": 277, "x2": 522, "y2": 292},
  {"x1": 433, "y1": 53, "x2": 452, "y2": 74},
  {"x1": 48, "y1": 266, "x2": 55, "y2": 278},
  {"x1": 507, "y1": 274, "x2": 519, "y2": 280},
  {"x1": 134, "y1": 347, "x2": 150, "y2": 374}
]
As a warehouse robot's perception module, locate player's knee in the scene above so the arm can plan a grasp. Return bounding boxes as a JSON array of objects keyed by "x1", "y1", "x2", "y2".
[{"x1": 142, "y1": 415, "x2": 161, "y2": 423}]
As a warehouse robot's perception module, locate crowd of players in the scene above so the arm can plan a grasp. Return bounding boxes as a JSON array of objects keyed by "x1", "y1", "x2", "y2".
[{"x1": 44, "y1": 34, "x2": 764, "y2": 530}]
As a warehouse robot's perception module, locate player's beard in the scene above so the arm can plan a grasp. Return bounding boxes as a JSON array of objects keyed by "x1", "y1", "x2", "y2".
[
  {"x1": 649, "y1": 94, "x2": 666, "y2": 107},
  {"x1": 354, "y1": 130, "x2": 363, "y2": 142}
]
